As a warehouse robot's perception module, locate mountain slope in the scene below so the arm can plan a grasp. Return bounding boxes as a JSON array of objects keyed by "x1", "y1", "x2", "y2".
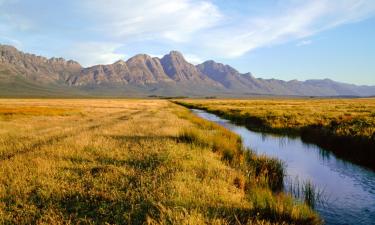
[
  {"x1": 197, "y1": 60, "x2": 259, "y2": 91},
  {"x1": 1, "y1": 44, "x2": 374, "y2": 97},
  {"x1": 0, "y1": 45, "x2": 81, "y2": 84},
  {"x1": 196, "y1": 60, "x2": 375, "y2": 96}
]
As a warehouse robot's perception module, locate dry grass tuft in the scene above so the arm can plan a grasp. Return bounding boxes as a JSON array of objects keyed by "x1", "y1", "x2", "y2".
[{"x1": 0, "y1": 99, "x2": 320, "y2": 224}]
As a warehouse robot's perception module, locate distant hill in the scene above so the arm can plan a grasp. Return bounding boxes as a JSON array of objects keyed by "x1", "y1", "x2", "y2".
[{"x1": 1, "y1": 44, "x2": 374, "y2": 97}]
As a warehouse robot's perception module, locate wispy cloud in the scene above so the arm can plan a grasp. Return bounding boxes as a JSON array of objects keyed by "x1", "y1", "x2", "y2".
[
  {"x1": 80, "y1": 0, "x2": 222, "y2": 43},
  {"x1": 78, "y1": 0, "x2": 375, "y2": 61},
  {"x1": 184, "y1": 54, "x2": 204, "y2": 64},
  {"x1": 200, "y1": 0, "x2": 375, "y2": 57},
  {"x1": 60, "y1": 42, "x2": 125, "y2": 67},
  {"x1": 0, "y1": 0, "x2": 374, "y2": 66}
]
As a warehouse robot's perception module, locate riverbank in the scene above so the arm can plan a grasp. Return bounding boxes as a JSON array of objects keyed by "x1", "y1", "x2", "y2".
[
  {"x1": 190, "y1": 108, "x2": 375, "y2": 225},
  {"x1": 0, "y1": 99, "x2": 320, "y2": 224},
  {"x1": 174, "y1": 99, "x2": 375, "y2": 171}
]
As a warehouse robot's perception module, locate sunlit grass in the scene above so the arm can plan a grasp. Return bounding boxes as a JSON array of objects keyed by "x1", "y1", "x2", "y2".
[
  {"x1": 0, "y1": 106, "x2": 78, "y2": 117},
  {"x1": 0, "y1": 99, "x2": 320, "y2": 224},
  {"x1": 175, "y1": 98, "x2": 375, "y2": 170},
  {"x1": 174, "y1": 98, "x2": 375, "y2": 138}
]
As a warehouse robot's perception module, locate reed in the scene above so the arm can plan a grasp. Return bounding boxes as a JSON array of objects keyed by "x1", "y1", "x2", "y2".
[{"x1": 286, "y1": 177, "x2": 326, "y2": 209}]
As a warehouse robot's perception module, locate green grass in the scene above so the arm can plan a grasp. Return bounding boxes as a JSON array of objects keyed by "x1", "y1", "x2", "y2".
[
  {"x1": 286, "y1": 178, "x2": 325, "y2": 209},
  {"x1": 174, "y1": 98, "x2": 375, "y2": 170},
  {"x1": 0, "y1": 99, "x2": 320, "y2": 224}
]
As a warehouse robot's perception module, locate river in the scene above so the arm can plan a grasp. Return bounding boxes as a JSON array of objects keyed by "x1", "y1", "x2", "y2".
[{"x1": 192, "y1": 109, "x2": 375, "y2": 225}]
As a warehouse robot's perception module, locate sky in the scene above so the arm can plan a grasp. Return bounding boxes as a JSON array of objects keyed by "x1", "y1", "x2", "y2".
[{"x1": 0, "y1": 0, "x2": 374, "y2": 85}]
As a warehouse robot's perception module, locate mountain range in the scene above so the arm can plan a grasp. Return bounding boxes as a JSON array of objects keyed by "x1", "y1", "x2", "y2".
[{"x1": 1, "y1": 44, "x2": 374, "y2": 97}]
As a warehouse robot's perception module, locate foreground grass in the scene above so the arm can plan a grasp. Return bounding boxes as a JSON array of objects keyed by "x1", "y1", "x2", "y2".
[
  {"x1": 0, "y1": 99, "x2": 320, "y2": 224},
  {"x1": 174, "y1": 98, "x2": 375, "y2": 170}
]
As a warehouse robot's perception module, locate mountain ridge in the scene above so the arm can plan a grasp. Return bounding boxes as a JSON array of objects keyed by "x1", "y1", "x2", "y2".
[{"x1": 1, "y1": 44, "x2": 374, "y2": 97}]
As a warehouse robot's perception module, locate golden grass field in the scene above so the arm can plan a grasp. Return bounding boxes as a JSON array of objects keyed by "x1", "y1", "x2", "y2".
[
  {"x1": 175, "y1": 98, "x2": 375, "y2": 170},
  {"x1": 0, "y1": 99, "x2": 320, "y2": 225}
]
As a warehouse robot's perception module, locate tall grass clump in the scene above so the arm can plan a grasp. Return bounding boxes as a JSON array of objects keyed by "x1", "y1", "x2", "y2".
[
  {"x1": 248, "y1": 187, "x2": 320, "y2": 225},
  {"x1": 178, "y1": 126, "x2": 243, "y2": 164},
  {"x1": 286, "y1": 177, "x2": 326, "y2": 209},
  {"x1": 177, "y1": 119, "x2": 285, "y2": 191},
  {"x1": 244, "y1": 151, "x2": 285, "y2": 191}
]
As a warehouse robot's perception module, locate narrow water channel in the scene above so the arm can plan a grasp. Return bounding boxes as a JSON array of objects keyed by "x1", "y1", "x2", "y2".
[{"x1": 192, "y1": 109, "x2": 375, "y2": 225}]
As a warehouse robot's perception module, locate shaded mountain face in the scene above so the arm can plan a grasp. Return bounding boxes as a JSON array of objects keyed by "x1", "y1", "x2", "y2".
[
  {"x1": 0, "y1": 45, "x2": 81, "y2": 83},
  {"x1": 159, "y1": 51, "x2": 220, "y2": 86},
  {"x1": 1, "y1": 44, "x2": 374, "y2": 97},
  {"x1": 69, "y1": 55, "x2": 174, "y2": 86},
  {"x1": 66, "y1": 50, "x2": 222, "y2": 88},
  {"x1": 195, "y1": 60, "x2": 375, "y2": 96},
  {"x1": 196, "y1": 60, "x2": 269, "y2": 92}
]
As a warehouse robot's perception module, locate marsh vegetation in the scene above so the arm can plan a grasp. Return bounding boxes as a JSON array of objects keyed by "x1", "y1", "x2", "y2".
[
  {"x1": 175, "y1": 98, "x2": 375, "y2": 170},
  {"x1": 0, "y1": 99, "x2": 320, "y2": 224},
  {"x1": 189, "y1": 107, "x2": 375, "y2": 225}
]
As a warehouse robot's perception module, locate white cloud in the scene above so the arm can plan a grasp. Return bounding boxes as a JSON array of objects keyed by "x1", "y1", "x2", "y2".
[
  {"x1": 1, "y1": 0, "x2": 375, "y2": 65},
  {"x1": 81, "y1": 0, "x2": 222, "y2": 42},
  {"x1": 199, "y1": 0, "x2": 375, "y2": 57},
  {"x1": 66, "y1": 0, "x2": 222, "y2": 65},
  {"x1": 78, "y1": 0, "x2": 375, "y2": 60},
  {"x1": 184, "y1": 54, "x2": 204, "y2": 64},
  {"x1": 60, "y1": 42, "x2": 125, "y2": 67}
]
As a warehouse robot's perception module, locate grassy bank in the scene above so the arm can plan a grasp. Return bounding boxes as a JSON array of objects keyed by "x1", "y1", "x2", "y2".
[
  {"x1": 0, "y1": 99, "x2": 320, "y2": 224},
  {"x1": 174, "y1": 98, "x2": 375, "y2": 171}
]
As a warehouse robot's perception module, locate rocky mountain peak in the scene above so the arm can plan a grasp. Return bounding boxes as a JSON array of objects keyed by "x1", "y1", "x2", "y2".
[
  {"x1": 127, "y1": 54, "x2": 152, "y2": 63},
  {"x1": 199, "y1": 60, "x2": 238, "y2": 74},
  {"x1": 66, "y1": 60, "x2": 81, "y2": 66},
  {"x1": 242, "y1": 72, "x2": 254, "y2": 78},
  {"x1": 0, "y1": 44, "x2": 18, "y2": 53},
  {"x1": 49, "y1": 57, "x2": 66, "y2": 63},
  {"x1": 169, "y1": 50, "x2": 184, "y2": 58},
  {"x1": 160, "y1": 50, "x2": 203, "y2": 82},
  {"x1": 114, "y1": 59, "x2": 127, "y2": 66},
  {"x1": 161, "y1": 51, "x2": 187, "y2": 65},
  {"x1": 1, "y1": 44, "x2": 374, "y2": 97},
  {"x1": 0, "y1": 44, "x2": 82, "y2": 83},
  {"x1": 1, "y1": 45, "x2": 26, "y2": 63}
]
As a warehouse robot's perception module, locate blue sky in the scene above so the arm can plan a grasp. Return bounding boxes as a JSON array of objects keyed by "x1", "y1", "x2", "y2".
[{"x1": 0, "y1": 0, "x2": 374, "y2": 85}]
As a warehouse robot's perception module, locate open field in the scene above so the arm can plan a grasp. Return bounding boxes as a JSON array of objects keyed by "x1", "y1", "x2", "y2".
[
  {"x1": 0, "y1": 99, "x2": 319, "y2": 224},
  {"x1": 175, "y1": 98, "x2": 375, "y2": 170}
]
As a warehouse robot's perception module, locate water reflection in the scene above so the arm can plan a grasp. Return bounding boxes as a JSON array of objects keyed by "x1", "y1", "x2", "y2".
[{"x1": 192, "y1": 109, "x2": 375, "y2": 225}]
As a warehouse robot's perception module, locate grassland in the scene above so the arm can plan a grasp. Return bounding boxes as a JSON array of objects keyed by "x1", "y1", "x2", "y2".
[
  {"x1": 0, "y1": 99, "x2": 320, "y2": 224},
  {"x1": 174, "y1": 98, "x2": 375, "y2": 170}
]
